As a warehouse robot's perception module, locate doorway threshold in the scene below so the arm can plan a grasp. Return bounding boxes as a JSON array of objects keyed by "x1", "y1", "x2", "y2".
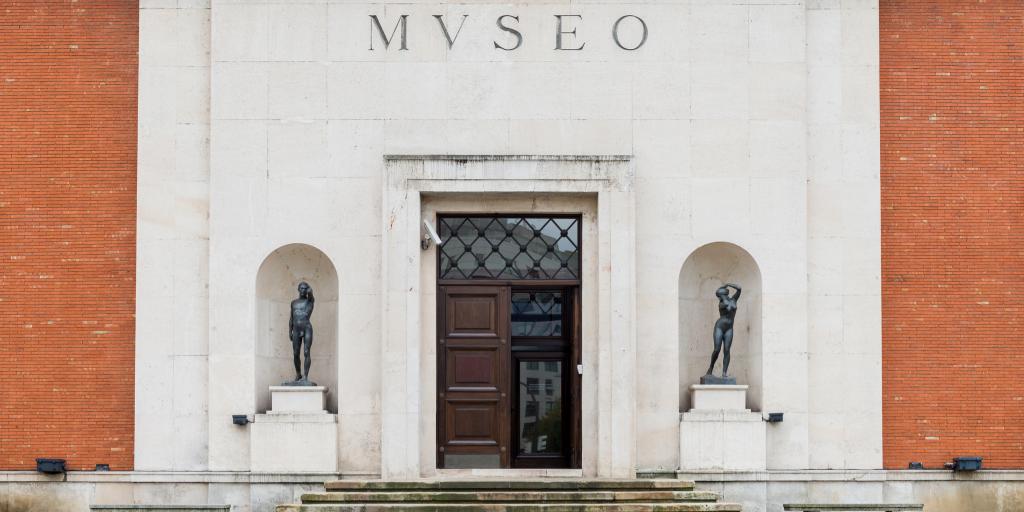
[{"x1": 434, "y1": 468, "x2": 584, "y2": 479}]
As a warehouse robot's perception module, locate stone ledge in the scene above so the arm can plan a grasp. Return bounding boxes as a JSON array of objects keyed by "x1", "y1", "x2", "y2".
[
  {"x1": 680, "y1": 410, "x2": 763, "y2": 422},
  {"x1": 672, "y1": 469, "x2": 1024, "y2": 482},
  {"x1": 268, "y1": 386, "x2": 328, "y2": 393},
  {"x1": 0, "y1": 471, "x2": 376, "y2": 484},
  {"x1": 253, "y1": 413, "x2": 338, "y2": 423},
  {"x1": 384, "y1": 154, "x2": 633, "y2": 162},
  {"x1": 433, "y1": 468, "x2": 584, "y2": 479},
  {"x1": 91, "y1": 507, "x2": 231, "y2": 512}
]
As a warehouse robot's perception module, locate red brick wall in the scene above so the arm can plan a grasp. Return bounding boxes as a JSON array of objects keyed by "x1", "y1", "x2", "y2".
[
  {"x1": 881, "y1": 1, "x2": 1024, "y2": 469},
  {"x1": 0, "y1": 1, "x2": 137, "y2": 470}
]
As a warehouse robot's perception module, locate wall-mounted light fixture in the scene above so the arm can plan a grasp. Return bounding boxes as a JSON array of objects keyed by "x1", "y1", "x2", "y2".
[
  {"x1": 945, "y1": 456, "x2": 982, "y2": 471},
  {"x1": 764, "y1": 412, "x2": 784, "y2": 423},
  {"x1": 421, "y1": 219, "x2": 442, "y2": 250},
  {"x1": 908, "y1": 462, "x2": 924, "y2": 470},
  {"x1": 94, "y1": 463, "x2": 110, "y2": 471},
  {"x1": 35, "y1": 458, "x2": 66, "y2": 474},
  {"x1": 232, "y1": 414, "x2": 251, "y2": 426}
]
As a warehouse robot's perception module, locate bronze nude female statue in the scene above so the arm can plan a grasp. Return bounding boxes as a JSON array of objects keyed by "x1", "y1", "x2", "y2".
[{"x1": 703, "y1": 283, "x2": 741, "y2": 383}]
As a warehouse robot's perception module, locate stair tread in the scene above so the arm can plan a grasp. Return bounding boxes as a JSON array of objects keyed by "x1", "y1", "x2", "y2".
[
  {"x1": 277, "y1": 503, "x2": 742, "y2": 512},
  {"x1": 323, "y1": 480, "x2": 697, "y2": 492},
  {"x1": 301, "y1": 491, "x2": 719, "y2": 503}
]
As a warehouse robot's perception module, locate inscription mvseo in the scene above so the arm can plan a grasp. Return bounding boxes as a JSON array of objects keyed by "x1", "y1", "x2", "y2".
[{"x1": 369, "y1": 14, "x2": 649, "y2": 51}]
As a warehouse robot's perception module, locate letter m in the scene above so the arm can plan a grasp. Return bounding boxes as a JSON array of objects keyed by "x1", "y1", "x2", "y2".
[{"x1": 369, "y1": 15, "x2": 408, "y2": 50}]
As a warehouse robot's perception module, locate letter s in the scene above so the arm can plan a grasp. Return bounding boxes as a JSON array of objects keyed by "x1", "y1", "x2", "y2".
[{"x1": 494, "y1": 15, "x2": 522, "y2": 51}]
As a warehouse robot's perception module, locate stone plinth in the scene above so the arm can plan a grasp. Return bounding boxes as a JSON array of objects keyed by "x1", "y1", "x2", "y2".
[
  {"x1": 680, "y1": 384, "x2": 766, "y2": 471},
  {"x1": 251, "y1": 386, "x2": 337, "y2": 472},
  {"x1": 269, "y1": 385, "x2": 328, "y2": 414},
  {"x1": 690, "y1": 384, "x2": 749, "y2": 411}
]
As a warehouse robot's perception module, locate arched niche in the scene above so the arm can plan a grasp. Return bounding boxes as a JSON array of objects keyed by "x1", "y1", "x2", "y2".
[
  {"x1": 679, "y1": 242, "x2": 762, "y2": 412},
  {"x1": 255, "y1": 244, "x2": 339, "y2": 413}
]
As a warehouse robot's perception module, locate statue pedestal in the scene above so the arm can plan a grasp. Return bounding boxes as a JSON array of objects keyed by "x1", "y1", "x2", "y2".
[
  {"x1": 691, "y1": 384, "x2": 748, "y2": 411},
  {"x1": 679, "y1": 384, "x2": 766, "y2": 471},
  {"x1": 269, "y1": 385, "x2": 328, "y2": 414},
  {"x1": 251, "y1": 386, "x2": 338, "y2": 472}
]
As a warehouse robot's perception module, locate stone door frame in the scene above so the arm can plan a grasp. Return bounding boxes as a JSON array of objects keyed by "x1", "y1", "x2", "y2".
[{"x1": 381, "y1": 155, "x2": 636, "y2": 478}]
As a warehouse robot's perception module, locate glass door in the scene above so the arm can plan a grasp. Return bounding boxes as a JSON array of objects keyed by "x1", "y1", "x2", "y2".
[{"x1": 510, "y1": 288, "x2": 572, "y2": 468}]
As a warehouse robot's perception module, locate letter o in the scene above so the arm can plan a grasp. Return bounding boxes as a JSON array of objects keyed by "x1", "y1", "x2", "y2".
[{"x1": 612, "y1": 15, "x2": 648, "y2": 51}]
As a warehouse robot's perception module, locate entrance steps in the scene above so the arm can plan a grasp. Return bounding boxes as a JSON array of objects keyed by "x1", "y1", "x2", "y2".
[{"x1": 276, "y1": 479, "x2": 742, "y2": 511}]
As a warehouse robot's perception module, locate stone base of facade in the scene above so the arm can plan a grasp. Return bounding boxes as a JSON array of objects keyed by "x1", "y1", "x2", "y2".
[
  {"x1": 675, "y1": 470, "x2": 1024, "y2": 512},
  {"x1": 4, "y1": 471, "x2": 1024, "y2": 512}
]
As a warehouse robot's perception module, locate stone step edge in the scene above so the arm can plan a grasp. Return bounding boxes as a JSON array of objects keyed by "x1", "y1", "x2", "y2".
[
  {"x1": 323, "y1": 480, "x2": 698, "y2": 492},
  {"x1": 301, "y1": 490, "x2": 720, "y2": 503},
  {"x1": 277, "y1": 503, "x2": 742, "y2": 512}
]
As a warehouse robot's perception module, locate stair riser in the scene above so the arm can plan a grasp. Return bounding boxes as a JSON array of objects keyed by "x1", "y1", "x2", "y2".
[
  {"x1": 323, "y1": 481, "x2": 697, "y2": 493},
  {"x1": 277, "y1": 505, "x2": 742, "y2": 512},
  {"x1": 301, "y1": 491, "x2": 719, "y2": 504}
]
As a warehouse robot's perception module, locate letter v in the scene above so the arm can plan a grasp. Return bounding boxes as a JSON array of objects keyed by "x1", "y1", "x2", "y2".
[{"x1": 433, "y1": 14, "x2": 469, "y2": 49}]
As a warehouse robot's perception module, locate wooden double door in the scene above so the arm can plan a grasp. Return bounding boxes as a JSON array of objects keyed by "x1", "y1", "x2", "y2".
[{"x1": 437, "y1": 284, "x2": 581, "y2": 469}]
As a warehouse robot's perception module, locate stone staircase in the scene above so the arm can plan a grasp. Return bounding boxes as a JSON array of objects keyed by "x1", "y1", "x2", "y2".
[{"x1": 276, "y1": 479, "x2": 742, "y2": 511}]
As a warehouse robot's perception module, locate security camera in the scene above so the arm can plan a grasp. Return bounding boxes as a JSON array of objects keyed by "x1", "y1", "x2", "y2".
[{"x1": 422, "y1": 219, "x2": 443, "y2": 250}]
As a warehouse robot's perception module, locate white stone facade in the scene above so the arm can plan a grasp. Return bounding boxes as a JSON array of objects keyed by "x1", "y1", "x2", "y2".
[{"x1": 135, "y1": 0, "x2": 881, "y2": 491}]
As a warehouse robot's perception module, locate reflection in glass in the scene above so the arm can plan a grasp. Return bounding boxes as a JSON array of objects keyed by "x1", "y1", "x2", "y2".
[
  {"x1": 438, "y1": 216, "x2": 580, "y2": 280},
  {"x1": 511, "y1": 292, "x2": 563, "y2": 337},
  {"x1": 519, "y1": 360, "x2": 562, "y2": 455}
]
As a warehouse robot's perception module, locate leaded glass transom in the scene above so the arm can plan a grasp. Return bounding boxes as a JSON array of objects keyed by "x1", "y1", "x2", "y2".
[
  {"x1": 511, "y1": 291, "x2": 563, "y2": 337},
  {"x1": 438, "y1": 216, "x2": 580, "y2": 280}
]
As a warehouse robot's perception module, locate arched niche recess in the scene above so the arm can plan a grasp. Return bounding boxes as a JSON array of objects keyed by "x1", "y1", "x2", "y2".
[
  {"x1": 255, "y1": 244, "x2": 338, "y2": 413},
  {"x1": 679, "y1": 242, "x2": 762, "y2": 412}
]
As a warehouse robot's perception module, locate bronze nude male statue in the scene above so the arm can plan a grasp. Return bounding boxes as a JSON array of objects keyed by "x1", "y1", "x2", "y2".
[
  {"x1": 285, "y1": 282, "x2": 316, "y2": 386},
  {"x1": 702, "y1": 283, "x2": 741, "y2": 385}
]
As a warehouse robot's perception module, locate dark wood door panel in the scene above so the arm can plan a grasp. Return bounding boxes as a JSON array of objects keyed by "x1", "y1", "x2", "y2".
[
  {"x1": 444, "y1": 398, "x2": 501, "y2": 445},
  {"x1": 444, "y1": 287, "x2": 503, "y2": 338},
  {"x1": 438, "y1": 285, "x2": 509, "y2": 468},
  {"x1": 445, "y1": 346, "x2": 501, "y2": 392}
]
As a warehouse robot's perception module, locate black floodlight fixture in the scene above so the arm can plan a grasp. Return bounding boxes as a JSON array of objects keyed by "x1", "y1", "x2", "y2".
[
  {"x1": 908, "y1": 462, "x2": 924, "y2": 470},
  {"x1": 765, "y1": 412, "x2": 784, "y2": 423},
  {"x1": 35, "y1": 458, "x2": 66, "y2": 474},
  {"x1": 947, "y1": 456, "x2": 982, "y2": 471},
  {"x1": 232, "y1": 414, "x2": 251, "y2": 425},
  {"x1": 95, "y1": 464, "x2": 110, "y2": 471}
]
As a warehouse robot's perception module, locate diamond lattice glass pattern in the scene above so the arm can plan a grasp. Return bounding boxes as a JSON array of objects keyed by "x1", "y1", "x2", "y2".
[
  {"x1": 438, "y1": 216, "x2": 580, "y2": 280},
  {"x1": 511, "y1": 291, "x2": 563, "y2": 337}
]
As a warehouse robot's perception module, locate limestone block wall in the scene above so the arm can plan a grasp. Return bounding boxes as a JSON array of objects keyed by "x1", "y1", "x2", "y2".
[
  {"x1": 206, "y1": 0, "x2": 383, "y2": 472},
  {"x1": 132, "y1": 0, "x2": 883, "y2": 475},
  {"x1": 805, "y1": 0, "x2": 883, "y2": 470},
  {"x1": 136, "y1": 0, "x2": 211, "y2": 471}
]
